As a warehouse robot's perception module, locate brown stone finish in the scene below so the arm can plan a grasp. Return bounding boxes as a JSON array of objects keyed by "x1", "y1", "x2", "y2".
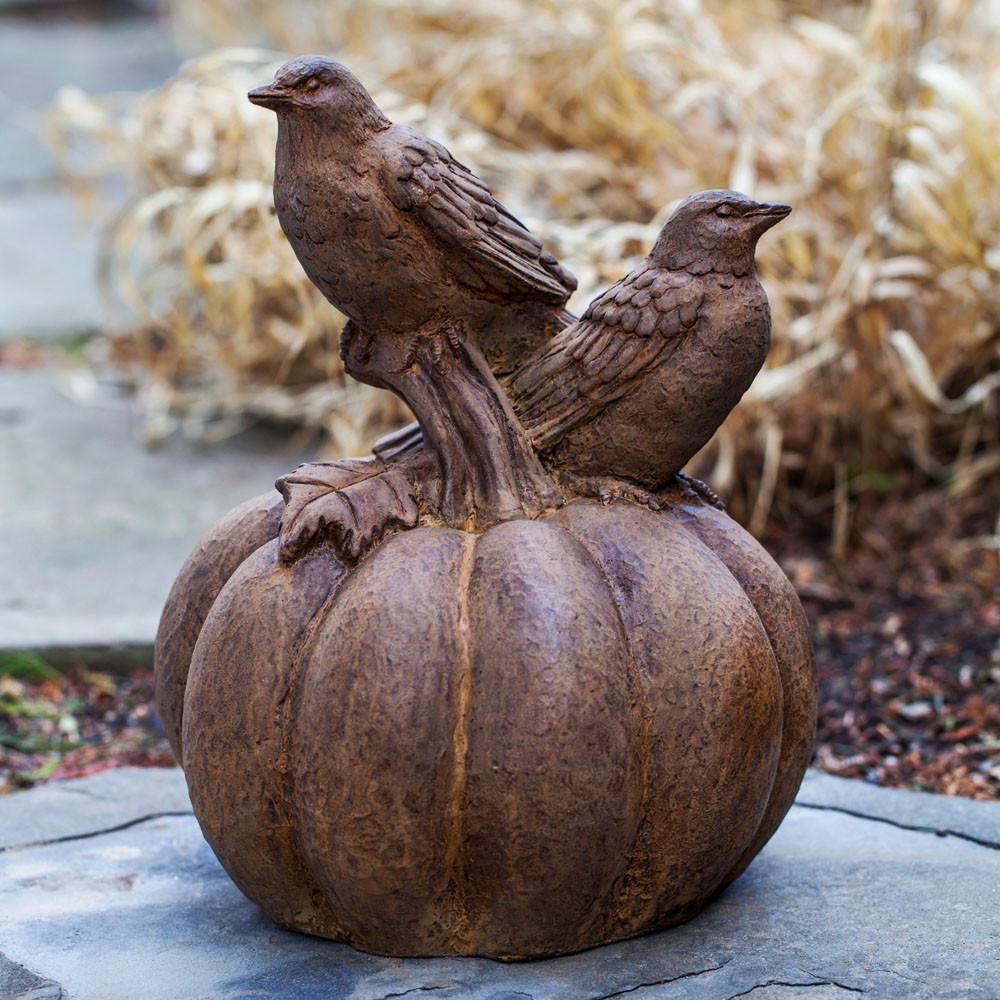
[
  {"x1": 291, "y1": 528, "x2": 471, "y2": 951},
  {"x1": 248, "y1": 57, "x2": 574, "y2": 535},
  {"x1": 247, "y1": 58, "x2": 790, "y2": 550},
  {"x1": 511, "y1": 191, "x2": 789, "y2": 490},
  {"x1": 378, "y1": 190, "x2": 789, "y2": 498},
  {"x1": 162, "y1": 494, "x2": 812, "y2": 960},
  {"x1": 154, "y1": 55, "x2": 816, "y2": 963},
  {"x1": 182, "y1": 540, "x2": 345, "y2": 936},
  {"x1": 458, "y1": 519, "x2": 643, "y2": 956},
  {"x1": 661, "y1": 484, "x2": 818, "y2": 884},
  {"x1": 548, "y1": 502, "x2": 783, "y2": 935},
  {"x1": 153, "y1": 489, "x2": 283, "y2": 759}
]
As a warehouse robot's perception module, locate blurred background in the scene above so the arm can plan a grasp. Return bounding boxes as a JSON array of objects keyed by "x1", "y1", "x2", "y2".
[{"x1": 1, "y1": 0, "x2": 997, "y2": 797}]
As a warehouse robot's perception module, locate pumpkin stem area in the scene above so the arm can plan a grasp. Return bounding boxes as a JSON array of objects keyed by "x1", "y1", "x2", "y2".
[{"x1": 343, "y1": 323, "x2": 563, "y2": 531}]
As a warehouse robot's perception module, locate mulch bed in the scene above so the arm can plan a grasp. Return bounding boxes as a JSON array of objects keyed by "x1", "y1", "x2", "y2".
[
  {"x1": 0, "y1": 661, "x2": 173, "y2": 794},
  {"x1": 2, "y1": 481, "x2": 997, "y2": 799},
  {"x1": 770, "y1": 478, "x2": 999, "y2": 800}
]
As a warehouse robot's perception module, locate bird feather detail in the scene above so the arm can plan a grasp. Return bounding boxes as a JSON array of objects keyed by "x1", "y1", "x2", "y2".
[
  {"x1": 511, "y1": 265, "x2": 705, "y2": 445},
  {"x1": 383, "y1": 126, "x2": 577, "y2": 305}
]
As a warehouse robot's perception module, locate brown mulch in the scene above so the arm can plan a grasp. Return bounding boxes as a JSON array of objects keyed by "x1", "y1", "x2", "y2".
[
  {"x1": 770, "y1": 479, "x2": 1000, "y2": 801},
  {"x1": 0, "y1": 664, "x2": 173, "y2": 795},
  {"x1": 1, "y1": 481, "x2": 997, "y2": 799}
]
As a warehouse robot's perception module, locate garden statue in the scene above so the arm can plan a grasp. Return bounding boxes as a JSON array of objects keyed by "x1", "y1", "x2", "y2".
[{"x1": 154, "y1": 56, "x2": 817, "y2": 961}]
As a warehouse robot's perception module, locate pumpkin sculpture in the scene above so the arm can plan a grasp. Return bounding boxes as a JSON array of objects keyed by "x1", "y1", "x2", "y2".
[
  {"x1": 155, "y1": 57, "x2": 816, "y2": 962},
  {"x1": 155, "y1": 477, "x2": 814, "y2": 960}
]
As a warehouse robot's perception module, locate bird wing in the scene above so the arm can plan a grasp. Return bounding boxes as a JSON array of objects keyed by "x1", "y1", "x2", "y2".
[
  {"x1": 511, "y1": 265, "x2": 705, "y2": 446},
  {"x1": 382, "y1": 126, "x2": 577, "y2": 305}
]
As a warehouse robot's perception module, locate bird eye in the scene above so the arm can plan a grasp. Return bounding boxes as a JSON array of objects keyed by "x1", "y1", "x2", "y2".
[
  {"x1": 715, "y1": 204, "x2": 737, "y2": 217},
  {"x1": 305, "y1": 77, "x2": 321, "y2": 91}
]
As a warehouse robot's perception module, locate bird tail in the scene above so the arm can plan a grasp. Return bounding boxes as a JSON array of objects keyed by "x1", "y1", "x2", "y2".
[{"x1": 372, "y1": 421, "x2": 424, "y2": 462}]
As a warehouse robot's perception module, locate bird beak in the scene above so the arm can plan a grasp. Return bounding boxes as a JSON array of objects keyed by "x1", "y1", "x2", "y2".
[
  {"x1": 248, "y1": 84, "x2": 292, "y2": 110},
  {"x1": 745, "y1": 201, "x2": 791, "y2": 233}
]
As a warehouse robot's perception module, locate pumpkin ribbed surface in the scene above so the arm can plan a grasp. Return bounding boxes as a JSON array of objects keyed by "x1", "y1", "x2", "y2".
[{"x1": 155, "y1": 490, "x2": 815, "y2": 959}]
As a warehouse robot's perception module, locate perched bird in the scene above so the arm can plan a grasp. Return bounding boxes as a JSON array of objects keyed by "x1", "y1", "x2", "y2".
[
  {"x1": 508, "y1": 190, "x2": 790, "y2": 492},
  {"x1": 248, "y1": 56, "x2": 576, "y2": 378},
  {"x1": 250, "y1": 57, "x2": 577, "y2": 544}
]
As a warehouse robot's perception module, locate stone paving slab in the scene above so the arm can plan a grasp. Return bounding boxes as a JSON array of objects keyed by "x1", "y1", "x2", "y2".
[
  {"x1": 1, "y1": 769, "x2": 998, "y2": 1000},
  {"x1": 798, "y1": 768, "x2": 1000, "y2": 852},
  {"x1": 0, "y1": 6, "x2": 181, "y2": 339},
  {"x1": 0, "y1": 9, "x2": 180, "y2": 186},
  {"x1": 0, "y1": 188, "x2": 107, "y2": 340},
  {"x1": 0, "y1": 369, "x2": 310, "y2": 656},
  {"x1": 0, "y1": 766, "x2": 188, "y2": 852}
]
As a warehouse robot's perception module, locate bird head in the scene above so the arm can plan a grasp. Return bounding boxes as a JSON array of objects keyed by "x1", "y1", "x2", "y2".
[
  {"x1": 650, "y1": 190, "x2": 791, "y2": 275},
  {"x1": 248, "y1": 56, "x2": 390, "y2": 135}
]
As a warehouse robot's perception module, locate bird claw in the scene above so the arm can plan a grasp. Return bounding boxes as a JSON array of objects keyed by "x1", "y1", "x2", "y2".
[
  {"x1": 399, "y1": 335, "x2": 421, "y2": 371},
  {"x1": 562, "y1": 471, "x2": 723, "y2": 514},
  {"x1": 673, "y1": 472, "x2": 725, "y2": 510},
  {"x1": 560, "y1": 473, "x2": 666, "y2": 512},
  {"x1": 397, "y1": 327, "x2": 464, "y2": 375}
]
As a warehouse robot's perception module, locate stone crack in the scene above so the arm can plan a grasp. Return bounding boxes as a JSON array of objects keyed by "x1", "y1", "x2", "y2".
[
  {"x1": 585, "y1": 957, "x2": 735, "y2": 999},
  {"x1": 370, "y1": 986, "x2": 453, "y2": 1000},
  {"x1": 726, "y1": 980, "x2": 864, "y2": 998},
  {"x1": 793, "y1": 801, "x2": 1000, "y2": 851},
  {"x1": 0, "y1": 810, "x2": 194, "y2": 854}
]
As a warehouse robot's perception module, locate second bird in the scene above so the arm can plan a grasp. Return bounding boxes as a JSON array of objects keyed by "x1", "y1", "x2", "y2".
[{"x1": 509, "y1": 190, "x2": 791, "y2": 491}]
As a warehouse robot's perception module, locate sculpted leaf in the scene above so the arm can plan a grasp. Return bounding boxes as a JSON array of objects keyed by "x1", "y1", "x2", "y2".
[{"x1": 276, "y1": 458, "x2": 419, "y2": 562}]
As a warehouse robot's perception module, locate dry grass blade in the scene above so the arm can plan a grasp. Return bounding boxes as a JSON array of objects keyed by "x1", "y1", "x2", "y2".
[{"x1": 46, "y1": 0, "x2": 1000, "y2": 526}]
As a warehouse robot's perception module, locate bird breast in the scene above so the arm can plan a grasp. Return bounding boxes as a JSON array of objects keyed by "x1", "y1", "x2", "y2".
[
  {"x1": 274, "y1": 162, "x2": 442, "y2": 332},
  {"x1": 648, "y1": 270, "x2": 771, "y2": 451},
  {"x1": 694, "y1": 273, "x2": 772, "y2": 377}
]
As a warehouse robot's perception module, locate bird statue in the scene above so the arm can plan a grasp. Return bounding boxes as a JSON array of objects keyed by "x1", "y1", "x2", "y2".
[
  {"x1": 248, "y1": 56, "x2": 575, "y2": 540},
  {"x1": 249, "y1": 59, "x2": 791, "y2": 561},
  {"x1": 508, "y1": 189, "x2": 790, "y2": 503},
  {"x1": 379, "y1": 191, "x2": 790, "y2": 508}
]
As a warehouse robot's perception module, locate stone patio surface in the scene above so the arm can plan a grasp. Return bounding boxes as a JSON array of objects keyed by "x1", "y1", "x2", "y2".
[
  {"x1": 0, "y1": 369, "x2": 310, "y2": 658},
  {"x1": 1, "y1": 768, "x2": 997, "y2": 1000},
  {"x1": 0, "y1": 4, "x2": 180, "y2": 338}
]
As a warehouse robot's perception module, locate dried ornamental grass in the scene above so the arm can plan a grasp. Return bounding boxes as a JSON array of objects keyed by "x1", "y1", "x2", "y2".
[{"x1": 48, "y1": 0, "x2": 1000, "y2": 530}]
